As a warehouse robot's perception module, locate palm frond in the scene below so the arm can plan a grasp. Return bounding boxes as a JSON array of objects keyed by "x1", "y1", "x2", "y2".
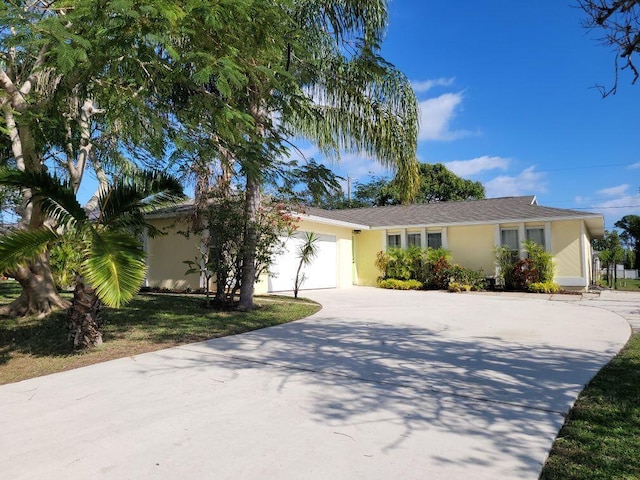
[
  {"x1": 96, "y1": 169, "x2": 185, "y2": 228},
  {"x1": 0, "y1": 167, "x2": 87, "y2": 228},
  {"x1": 81, "y1": 231, "x2": 147, "y2": 308},
  {"x1": 0, "y1": 228, "x2": 59, "y2": 271}
]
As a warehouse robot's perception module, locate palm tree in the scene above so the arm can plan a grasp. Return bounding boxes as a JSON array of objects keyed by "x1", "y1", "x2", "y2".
[
  {"x1": 237, "y1": 0, "x2": 420, "y2": 310},
  {"x1": 293, "y1": 232, "x2": 319, "y2": 298},
  {"x1": 0, "y1": 168, "x2": 184, "y2": 348}
]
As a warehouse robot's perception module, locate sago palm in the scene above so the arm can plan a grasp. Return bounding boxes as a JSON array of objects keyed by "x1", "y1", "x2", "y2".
[{"x1": 0, "y1": 168, "x2": 185, "y2": 348}]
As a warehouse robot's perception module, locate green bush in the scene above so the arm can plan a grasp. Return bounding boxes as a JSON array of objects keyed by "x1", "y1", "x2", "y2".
[
  {"x1": 523, "y1": 240, "x2": 554, "y2": 283},
  {"x1": 448, "y1": 282, "x2": 472, "y2": 292},
  {"x1": 528, "y1": 282, "x2": 561, "y2": 293},
  {"x1": 378, "y1": 279, "x2": 423, "y2": 290},
  {"x1": 495, "y1": 240, "x2": 555, "y2": 290}
]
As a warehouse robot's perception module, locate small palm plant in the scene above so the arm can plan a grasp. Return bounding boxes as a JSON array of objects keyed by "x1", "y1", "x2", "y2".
[
  {"x1": 293, "y1": 232, "x2": 319, "y2": 299},
  {"x1": 0, "y1": 168, "x2": 184, "y2": 348}
]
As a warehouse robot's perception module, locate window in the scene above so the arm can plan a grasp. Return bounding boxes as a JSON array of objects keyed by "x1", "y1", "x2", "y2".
[
  {"x1": 526, "y1": 227, "x2": 545, "y2": 248},
  {"x1": 427, "y1": 232, "x2": 442, "y2": 249},
  {"x1": 500, "y1": 229, "x2": 519, "y2": 251},
  {"x1": 407, "y1": 233, "x2": 421, "y2": 248},
  {"x1": 387, "y1": 234, "x2": 401, "y2": 248}
]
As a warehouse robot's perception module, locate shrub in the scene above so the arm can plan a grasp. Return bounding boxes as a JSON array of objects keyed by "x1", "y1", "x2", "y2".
[
  {"x1": 523, "y1": 240, "x2": 554, "y2": 283},
  {"x1": 378, "y1": 278, "x2": 423, "y2": 290},
  {"x1": 510, "y1": 258, "x2": 540, "y2": 290},
  {"x1": 448, "y1": 282, "x2": 472, "y2": 292},
  {"x1": 495, "y1": 241, "x2": 555, "y2": 290},
  {"x1": 528, "y1": 282, "x2": 561, "y2": 293}
]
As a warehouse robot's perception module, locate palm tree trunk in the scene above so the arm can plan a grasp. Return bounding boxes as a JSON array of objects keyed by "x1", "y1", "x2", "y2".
[{"x1": 68, "y1": 278, "x2": 103, "y2": 348}]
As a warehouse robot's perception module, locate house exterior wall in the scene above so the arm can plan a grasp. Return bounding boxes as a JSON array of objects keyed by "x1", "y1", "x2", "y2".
[
  {"x1": 146, "y1": 216, "x2": 355, "y2": 294},
  {"x1": 551, "y1": 220, "x2": 586, "y2": 286},
  {"x1": 447, "y1": 225, "x2": 496, "y2": 275},
  {"x1": 146, "y1": 217, "x2": 201, "y2": 290},
  {"x1": 354, "y1": 230, "x2": 384, "y2": 286},
  {"x1": 351, "y1": 220, "x2": 594, "y2": 291}
]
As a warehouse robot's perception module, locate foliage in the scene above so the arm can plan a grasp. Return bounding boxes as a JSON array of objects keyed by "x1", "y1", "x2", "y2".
[
  {"x1": 0, "y1": 167, "x2": 184, "y2": 308},
  {"x1": 49, "y1": 238, "x2": 84, "y2": 290},
  {"x1": 293, "y1": 232, "x2": 320, "y2": 299},
  {"x1": 185, "y1": 193, "x2": 297, "y2": 307},
  {"x1": 594, "y1": 230, "x2": 626, "y2": 288},
  {"x1": 273, "y1": 160, "x2": 346, "y2": 208},
  {"x1": 375, "y1": 246, "x2": 483, "y2": 291},
  {"x1": 528, "y1": 282, "x2": 561, "y2": 294},
  {"x1": 495, "y1": 240, "x2": 554, "y2": 290},
  {"x1": 375, "y1": 247, "x2": 427, "y2": 282},
  {"x1": 378, "y1": 279, "x2": 423, "y2": 290},
  {"x1": 448, "y1": 282, "x2": 472, "y2": 293},
  {"x1": 524, "y1": 240, "x2": 555, "y2": 283},
  {"x1": 348, "y1": 163, "x2": 485, "y2": 207},
  {"x1": 615, "y1": 214, "x2": 640, "y2": 270}
]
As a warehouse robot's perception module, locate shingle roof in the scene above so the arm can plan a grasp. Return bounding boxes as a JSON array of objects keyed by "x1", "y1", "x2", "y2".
[
  {"x1": 302, "y1": 196, "x2": 604, "y2": 235},
  {"x1": 147, "y1": 196, "x2": 605, "y2": 237}
]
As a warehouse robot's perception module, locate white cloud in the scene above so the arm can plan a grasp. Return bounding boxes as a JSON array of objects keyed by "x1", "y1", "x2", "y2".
[
  {"x1": 445, "y1": 156, "x2": 510, "y2": 177},
  {"x1": 484, "y1": 166, "x2": 547, "y2": 198},
  {"x1": 629, "y1": 162, "x2": 640, "y2": 169},
  {"x1": 590, "y1": 193, "x2": 640, "y2": 222},
  {"x1": 418, "y1": 92, "x2": 471, "y2": 141},
  {"x1": 597, "y1": 184, "x2": 629, "y2": 197},
  {"x1": 411, "y1": 77, "x2": 455, "y2": 93}
]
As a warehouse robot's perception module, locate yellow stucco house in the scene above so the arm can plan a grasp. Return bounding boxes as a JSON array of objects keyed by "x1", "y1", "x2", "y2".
[{"x1": 145, "y1": 196, "x2": 604, "y2": 293}]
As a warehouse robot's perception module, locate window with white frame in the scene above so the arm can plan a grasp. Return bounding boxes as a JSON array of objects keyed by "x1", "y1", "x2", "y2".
[
  {"x1": 407, "y1": 232, "x2": 421, "y2": 248},
  {"x1": 427, "y1": 232, "x2": 442, "y2": 249},
  {"x1": 500, "y1": 228, "x2": 519, "y2": 251},
  {"x1": 526, "y1": 227, "x2": 545, "y2": 248},
  {"x1": 387, "y1": 233, "x2": 401, "y2": 249}
]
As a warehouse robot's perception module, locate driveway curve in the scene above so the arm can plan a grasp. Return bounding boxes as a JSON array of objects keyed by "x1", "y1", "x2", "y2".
[{"x1": 0, "y1": 287, "x2": 631, "y2": 480}]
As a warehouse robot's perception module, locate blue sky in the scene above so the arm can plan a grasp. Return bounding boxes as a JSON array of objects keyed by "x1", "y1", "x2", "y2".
[{"x1": 315, "y1": 0, "x2": 640, "y2": 229}]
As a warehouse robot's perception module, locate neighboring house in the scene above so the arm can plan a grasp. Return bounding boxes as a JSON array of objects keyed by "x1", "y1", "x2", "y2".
[{"x1": 144, "y1": 195, "x2": 604, "y2": 293}]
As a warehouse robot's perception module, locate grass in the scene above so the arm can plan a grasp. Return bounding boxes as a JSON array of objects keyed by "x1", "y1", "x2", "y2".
[
  {"x1": 0, "y1": 280, "x2": 320, "y2": 385},
  {"x1": 540, "y1": 333, "x2": 640, "y2": 479},
  {"x1": 612, "y1": 278, "x2": 640, "y2": 292}
]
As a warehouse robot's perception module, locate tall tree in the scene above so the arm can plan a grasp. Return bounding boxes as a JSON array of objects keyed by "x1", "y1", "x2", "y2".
[
  {"x1": 0, "y1": 0, "x2": 185, "y2": 316},
  {"x1": 615, "y1": 214, "x2": 640, "y2": 270},
  {"x1": 593, "y1": 230, "x2": 626, "y2": 287},
  {"x1": 578, "y1": 0, "x2": 640, "y2": 94},
  {"x1": 350, "y1": 163, "x2": 485, "y2": 207}
]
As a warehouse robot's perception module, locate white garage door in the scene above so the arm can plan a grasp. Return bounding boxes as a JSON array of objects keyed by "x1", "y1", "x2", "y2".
[{"x1": 268, "y1": 232, "x2": 337, "y2": 292}]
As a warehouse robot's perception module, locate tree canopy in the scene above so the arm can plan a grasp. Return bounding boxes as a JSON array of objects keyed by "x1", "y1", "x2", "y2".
[
  {"x1": 615, "y1": 214, "x2": 640, "y2": 270},
  {"x1": 349, "y1": 163, "x2": 485, "y2": 207}
]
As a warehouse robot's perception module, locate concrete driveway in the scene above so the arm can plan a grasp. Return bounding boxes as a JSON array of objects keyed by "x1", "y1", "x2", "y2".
[{"x1": 0, "y1": 288, "x2": 631, "y2": 479}]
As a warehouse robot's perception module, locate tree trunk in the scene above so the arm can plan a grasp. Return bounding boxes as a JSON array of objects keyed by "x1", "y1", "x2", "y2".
[
  {"x1": 1, "y1": 104, "x2": 69, "y2": 318},
  {"x1": 68, "y1": 278, "x2": 103, "y2": 348},
  {"x1": 238, "y1": 174, "x2": 261, "y2": 311},
  {"x1": 0, "y1": 253, "x2": 70, "y2": 318}
]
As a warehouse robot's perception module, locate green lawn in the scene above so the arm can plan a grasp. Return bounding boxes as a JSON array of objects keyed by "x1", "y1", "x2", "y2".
[
  {"x1": 0, "y1": 280, "x2": 320, "y2": 385},
  {"x1": 540, "y1": 333, "x2": 640, "y2": 479},
  {"x1": 613, "y1": 278, "x2": 640, "y2": 291}
]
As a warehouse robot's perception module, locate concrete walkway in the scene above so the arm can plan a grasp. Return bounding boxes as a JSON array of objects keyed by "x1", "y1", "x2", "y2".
[{"x1": 0, "y1": 288, "x2": 632, "y2": 479}]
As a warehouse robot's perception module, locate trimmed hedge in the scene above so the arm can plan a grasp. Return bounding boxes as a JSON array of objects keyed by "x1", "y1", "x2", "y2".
[{"x1": 378, "y1": 279, "x2": 424, "y2": 290}]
